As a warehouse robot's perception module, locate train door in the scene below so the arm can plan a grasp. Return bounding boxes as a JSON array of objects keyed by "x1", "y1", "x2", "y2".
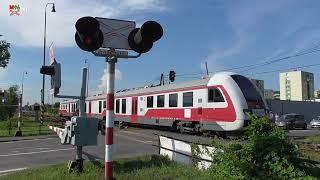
[{"x1": 131, "y1": 97, "x2": 138, "y2": 123}]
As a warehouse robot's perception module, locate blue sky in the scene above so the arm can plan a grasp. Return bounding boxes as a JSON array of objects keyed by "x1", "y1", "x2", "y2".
[{"x1": 1, "y1": 0, "x2": 320, "y2": 105}]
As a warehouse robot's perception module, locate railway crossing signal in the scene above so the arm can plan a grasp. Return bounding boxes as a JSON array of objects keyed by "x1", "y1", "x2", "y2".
[
  {"x1": 40, "y1": 60, "x2": 61, "y2": 95},
  {"x1": 75, "y1": 17, "x2": 163, "y2": 54},
  {"x1": 128, "y1": 21, "x2": 163, "y2": 53},
  {"x1": 75, "y1": 17, "x2": 104, "y2": 52},
  {"x1": 74, "y1": 16, "x2": 163, "y2": 180},
  {"x1": 169, "y1": 70, "x2": 176, "y2": 82}
]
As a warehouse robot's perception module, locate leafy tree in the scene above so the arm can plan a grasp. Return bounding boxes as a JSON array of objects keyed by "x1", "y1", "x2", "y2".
[
  {"x1": 54, "y1": 102, "x2": 60, "y2": 108},
  {"x1": 0, "y1": 39, "x2": 10, "y2": 68},
  {"x1": 204, "y1": 116, "x2": 312, "y2": 179},
  {"x1": 0, "y1": 85, "x2": 19, "y2": 121},
  {"x1": 6, "y1": 85, "x2": 19, "y2": 118}
]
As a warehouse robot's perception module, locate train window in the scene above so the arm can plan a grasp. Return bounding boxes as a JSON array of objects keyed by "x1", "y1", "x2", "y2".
[
  {"x1": 169, "y1": 94, "x2": 178, "y2": 107},
  {"x1": 115, "y1": 99, "x2": 120, "y2": 114},
  {"x1": 157, "y1": 95, "x2": 165, "y2": 108},
  {"x1": 122, "y1": 99, "x2": 126, "y2": 114},
  {"x1": 99, "y1": 101, "x2": 102, "y2": 113},
  {"x1": 183, "y1": 92, "x2": 193, "y2": 107},
  {"x1": 208, "y1": 88, "x2": 225, "y2": 102},
  {"x1": 103, "y1": 101, "x2": 106, "y2": 109},
  {"x1": 147, "y1": 96, "x2": 153, "y2": 108}
]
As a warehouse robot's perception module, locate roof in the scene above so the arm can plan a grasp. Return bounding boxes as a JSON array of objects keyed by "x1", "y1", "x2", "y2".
[
  {"x1": 60, "y1": 72, "x2": 237, "y2": 102},
  {"x1": 115, "y1": 77, "x2": 210, "y2": 97}
]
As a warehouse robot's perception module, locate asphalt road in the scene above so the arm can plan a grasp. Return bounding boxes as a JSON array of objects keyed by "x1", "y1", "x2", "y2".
[
  {"x1": 0, "y1": 126, "x2": 319, "y2": 175},
  {"x1": 0, "y1": 128, "x2": 158, "y2": 175}
]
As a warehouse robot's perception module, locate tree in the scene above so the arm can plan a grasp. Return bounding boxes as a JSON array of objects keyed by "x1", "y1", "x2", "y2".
[
  {"x1": 54, "y1": 102, "x2": 60, "y2": 108},
  {"x1": 0, "y1": 39, "x2": 10, "y2": 68},
  {"x1": 6, "y1": 85, "x2": 19, "y2": 118}
]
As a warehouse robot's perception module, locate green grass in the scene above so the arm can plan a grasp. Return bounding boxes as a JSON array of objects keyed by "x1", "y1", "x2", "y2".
[
  {"x1": 0, "y1": 155, "x2": 206, "y2": 180},
  {"x1": 305, "y1": 135, "x2": 320, "y2": 144},
  {"x1": 0, "y1": 116, "x2": 62, "y2": 137}
]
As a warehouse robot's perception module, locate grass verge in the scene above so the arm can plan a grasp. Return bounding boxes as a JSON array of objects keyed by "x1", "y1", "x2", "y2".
[
  {"x1": 0, "y1": 116, "x2": 61, "y2": 137},
  {"x1": 0, "y1": 155, "x2": 206, "y2": 180}
]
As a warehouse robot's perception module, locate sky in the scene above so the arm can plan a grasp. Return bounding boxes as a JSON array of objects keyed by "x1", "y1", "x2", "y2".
[{"x1": 1, "y1": 0, "x2": 320, "y2": 105}]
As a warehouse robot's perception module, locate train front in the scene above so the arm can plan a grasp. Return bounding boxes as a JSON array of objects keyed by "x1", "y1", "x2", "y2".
[{"x1": 208, "y1": 72, "x2": 268, "y2": 131}]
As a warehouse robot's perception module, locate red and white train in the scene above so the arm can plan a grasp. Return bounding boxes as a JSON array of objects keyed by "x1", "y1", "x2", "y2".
[{"x1": 59, "y1": 72, "x2": 268, "y2": 133}]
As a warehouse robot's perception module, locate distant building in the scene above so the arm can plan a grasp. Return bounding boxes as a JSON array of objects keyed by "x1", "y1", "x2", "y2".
[
  {"x1": 280, "y1": 70, "x2": 314, "y2": 101},
  {"x1": 314, "y1": 90, "x2": 320, "y2": 98},
  {"x1": 251, "y1": 79, "x2": 264, "y2": 96},
  {"x1": 273, "y1": 91, "x2": 280, "y2": 100},
  {"x1": 264, "y1": 89, "x2": 274, "y2": 99}
]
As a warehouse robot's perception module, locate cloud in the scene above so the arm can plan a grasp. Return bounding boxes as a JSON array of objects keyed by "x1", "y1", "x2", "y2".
[
  {"x1": 0, "y1": 0, "x2": 168, "y2": 47},
  {"x1": 98, "y1": 68, "x2": 122, "y2": 92},
  {"x1": 202, "y1": 1, "x2": 291, "y2": 72}
]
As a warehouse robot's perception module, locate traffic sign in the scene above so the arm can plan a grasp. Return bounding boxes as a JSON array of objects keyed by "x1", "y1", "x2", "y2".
[
  {"x1": 93, "y1": 49, "x2": 128, "y2": 58},
  {"x1": 95, "y1": 17, "x2": 135, "y2": 50}
]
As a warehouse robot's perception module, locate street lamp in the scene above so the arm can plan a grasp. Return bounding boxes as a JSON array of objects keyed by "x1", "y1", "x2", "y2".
[
  {"x1": 15, "y1": 71, "x2": 27, "y2": 136},
  {"x1": 41, "y1": 3, "x2": 56, "y2": 121}
]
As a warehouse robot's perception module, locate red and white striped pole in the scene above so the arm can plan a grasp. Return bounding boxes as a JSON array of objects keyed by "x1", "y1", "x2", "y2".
[{"x1": 105, "y1": 56, "x2": 116, "y2": 180}]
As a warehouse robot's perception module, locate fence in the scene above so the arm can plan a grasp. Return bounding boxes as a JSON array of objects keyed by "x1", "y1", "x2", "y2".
[
  {"x1": 154, "y1": 134, "x2": 218, "y2": 170},
  {"x1": 0, "y1": 114, "x2": 65, "y2": 137}
]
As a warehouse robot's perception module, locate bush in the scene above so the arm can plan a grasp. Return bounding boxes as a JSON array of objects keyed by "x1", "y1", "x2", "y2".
[{"x1": 205, "y1": 116, "x2": 314, "y2": 179}]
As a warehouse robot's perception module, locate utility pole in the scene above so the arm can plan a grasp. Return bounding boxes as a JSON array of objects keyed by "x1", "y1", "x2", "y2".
[{"x1": 205, "y1": 61, "x2": 209, "y2": 76}]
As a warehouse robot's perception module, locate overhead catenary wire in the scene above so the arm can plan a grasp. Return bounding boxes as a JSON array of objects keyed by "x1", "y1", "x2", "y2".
[
  {"x1": 173, "y1": 42, "x2": 320, "y2": 78},
  {"x1": 245, "y1": 62, "x2": 320, "y2": 76}
]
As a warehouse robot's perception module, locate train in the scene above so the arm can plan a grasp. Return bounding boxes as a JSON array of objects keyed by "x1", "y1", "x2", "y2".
[{"x1": 59, "y1": 72, "x2": 268, "y2": 134}]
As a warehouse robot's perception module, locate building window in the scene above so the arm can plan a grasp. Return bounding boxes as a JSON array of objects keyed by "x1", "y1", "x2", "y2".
[
  {"x1": 208, "y1": 88, "x2": 225, "y2": 102},
  {"x1": 147, "y1": 96, "x2": 153, "y2": 108},
  {"x1": 183, "y1": 92, "x2": 193, "y2": 107},
  {"x1": 99, "y1": 101, "x2": 102, "y2": 113},
  {"x1": 122, "y1": 99, "x2": 126, "y2": 114},
  {"x1": 157, "y1": 95, "x2": 165, "y2": 107},
  {"x1": 115, "y1": 99, "x2": 120, "y2": 114},
  {"x1": 169, "y1": 94, "x2": 178, "y2": 107}
]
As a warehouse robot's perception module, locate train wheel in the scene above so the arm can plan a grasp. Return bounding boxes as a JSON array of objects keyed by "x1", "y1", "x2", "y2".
[
  {"x1": 177, "y1": 122, "x2": 185, "y2": 133},
  {"x1": 194, "y1": 124, "x2": 203, "y2": 135}
]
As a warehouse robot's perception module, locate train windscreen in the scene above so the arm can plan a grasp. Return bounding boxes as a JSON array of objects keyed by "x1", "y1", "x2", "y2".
[{"x1": 231, "y1": 75, "x2": 265, "y2": 109}]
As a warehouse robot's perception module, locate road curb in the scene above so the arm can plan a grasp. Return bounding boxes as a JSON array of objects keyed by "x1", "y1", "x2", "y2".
[{"x1": 0, "y1": 135, "x2": 58, "y2": 143}]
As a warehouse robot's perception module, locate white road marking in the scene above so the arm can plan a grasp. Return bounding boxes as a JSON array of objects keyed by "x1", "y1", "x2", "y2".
[
  {"x1": 0, "y1": 148, "x2": 74, "y2": 157},
  {"x1": 116, "y1": 133, "x2": 154, "y2": 145},
  {"x1": 11, "y1": 144, "x2": 57, "y2": 150},
  {"x1": 0, "y1": 167, "x2": 27, "y2": 174},
  {"x1": 120, "y1": 130, "x2": 158, "y2": 140},
  {"x1": 0, "y1": 138, "x2": 57, "y2": 144}
]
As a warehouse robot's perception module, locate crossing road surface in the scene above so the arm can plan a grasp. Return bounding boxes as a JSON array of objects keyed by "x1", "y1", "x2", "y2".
[
  {"x1": 0, "y1": 128, "x2": 158, "y2": 175},
  {"x1": 0, "y1": 127, "x2": 319, "y2": 175}
]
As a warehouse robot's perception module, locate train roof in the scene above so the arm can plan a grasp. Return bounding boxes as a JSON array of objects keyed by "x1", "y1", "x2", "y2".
[
  {"x1": 60, "y1": 72, "x2": 237, "y2": 102},
  {"x1": 115, "y1": 77, "x2": 210, "y2": 97}
]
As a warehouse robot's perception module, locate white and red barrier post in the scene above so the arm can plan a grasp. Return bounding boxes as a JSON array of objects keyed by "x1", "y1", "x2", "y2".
[{"x1": 105, "y1": 56, "x2": 116, "y2": 180}]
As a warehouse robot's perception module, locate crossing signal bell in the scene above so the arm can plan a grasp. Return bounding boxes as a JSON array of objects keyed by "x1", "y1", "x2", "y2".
[
  {"x1": 169, "y1": 70, "x2": 176, "y2": 82},
  {"x1": 75, "y1": 17, "x2": 104, "y2": 52},
  {"x1": 128, "y1": 21, "x2": 163, "y2": 54},
  {"x1": 40, "y1": 60, "x2": 61, "y2": 95}
]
